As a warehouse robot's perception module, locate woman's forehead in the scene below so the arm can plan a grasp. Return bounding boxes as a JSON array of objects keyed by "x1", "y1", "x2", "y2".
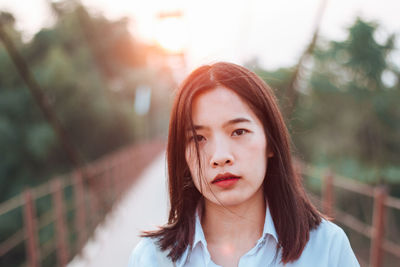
[{"x1": 190, "y1": 86, "x2": 260, "y2": 128}]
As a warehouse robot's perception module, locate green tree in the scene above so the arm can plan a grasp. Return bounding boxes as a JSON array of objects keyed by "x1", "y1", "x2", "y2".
[
  {"x1": 290, "y1": 18, "x2": 400, "y2": 184},
  {"x1": 0, "y1": 2, "x2": 174, "y2": 202}
]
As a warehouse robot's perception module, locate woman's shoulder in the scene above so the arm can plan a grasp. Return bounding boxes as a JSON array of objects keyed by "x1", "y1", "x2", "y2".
[
  {"x1": 128, "y1": 237, "x2": 159, "y2": 267},
  {"x1": 307, "y1": 219, "x2": 352, "y2": 250},
  {"x1": 311, "y1": 219, "x2": 347, "y2": 240},
  {"x1": 302, "y1": 219, "x2": 359, "y2": 266}
]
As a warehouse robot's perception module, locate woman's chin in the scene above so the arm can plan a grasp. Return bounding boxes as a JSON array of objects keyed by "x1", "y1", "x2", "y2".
[{"x1": 205, "y1": 194, "x2": 250, "y2": 208}]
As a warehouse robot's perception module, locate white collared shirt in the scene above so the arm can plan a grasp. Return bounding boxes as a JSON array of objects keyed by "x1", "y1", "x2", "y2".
[{"x1": 128, "y1": 206, "x2": 360, "y2": 266}]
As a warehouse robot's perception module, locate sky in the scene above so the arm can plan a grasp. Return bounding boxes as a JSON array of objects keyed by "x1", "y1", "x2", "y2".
[{"x1": 0, "y1": 0, "x2": 399, "y2": 71}]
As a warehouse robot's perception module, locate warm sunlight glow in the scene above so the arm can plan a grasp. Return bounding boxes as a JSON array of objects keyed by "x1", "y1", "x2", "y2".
[
  {"x1": 74, "y1": 0, "x2": 400, "y2": 69},
  {"x1": 155, "y1": 16, "x2": 186, "y2": 53}
]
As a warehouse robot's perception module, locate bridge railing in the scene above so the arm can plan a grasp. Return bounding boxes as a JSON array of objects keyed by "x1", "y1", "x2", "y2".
[
  {"x1": 1, "y1": 147, "x2": 398, "y2": 267},
  {"x1": 0, "y1": 140, "x2": 165, "y2": 267},
  {"x1": 300, "y1": 163, "x2": 400, "y2": 267}
]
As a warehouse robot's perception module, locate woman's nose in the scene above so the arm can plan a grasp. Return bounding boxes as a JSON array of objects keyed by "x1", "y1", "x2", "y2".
[
  {"x1": 209, "y1": 139, "x2": 234, "y2": 167},
  {"x1": 212, "y1": 158, "x2": 232, "y2": 167}
]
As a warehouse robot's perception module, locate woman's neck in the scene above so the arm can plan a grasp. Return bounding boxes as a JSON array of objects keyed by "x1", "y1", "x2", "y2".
[{"x1": 201, "y1": 189, "x2": 266, "y2": 248}]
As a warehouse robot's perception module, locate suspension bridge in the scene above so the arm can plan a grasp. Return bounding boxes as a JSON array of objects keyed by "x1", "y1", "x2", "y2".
[{"x1": 0, "y1": 139, "x2": 399, "y2": 267}]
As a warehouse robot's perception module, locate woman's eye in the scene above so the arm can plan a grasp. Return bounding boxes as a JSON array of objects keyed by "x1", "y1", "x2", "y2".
[
  {"x1": 232, "y1": 129, "x2": 248, "y2": 136},
  {"x1": 191, "y1": 135, "x2": 205, "y2": 142}
]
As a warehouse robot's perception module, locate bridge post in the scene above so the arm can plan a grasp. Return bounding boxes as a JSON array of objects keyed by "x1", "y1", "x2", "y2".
[
  {"x1": 323, "y1": 170, "x2": 334, "y2": 218},
  {"x1": 73, "y1": 171, "x2": 87, "y2": 252},
  {"x1": 117, "y1": 154, "x2": 126, "y2": 195},
  {"x1": 370, "y1": 186, "x2": 387, "y2": 267},
  {"x1": 107, "y1": 158, "x2": 116, "y2": 205},
  {"x1": 85, "y1": 166, "x2": 99, "y2": 231},
  {"x1": 23, "y1": 190, "x2": 40, "y2": 267},
  {"x1": 52, "y1": 179, "x2": 69, "y2": 267}
]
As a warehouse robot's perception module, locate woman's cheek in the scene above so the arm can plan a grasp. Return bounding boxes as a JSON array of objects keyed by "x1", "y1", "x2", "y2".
[
  {"x1": 185, "y1": 146, "x2": 204, "y2": 183},
  {"x1": 185, "y1": 145, "x2": 196, "y2": 166}
]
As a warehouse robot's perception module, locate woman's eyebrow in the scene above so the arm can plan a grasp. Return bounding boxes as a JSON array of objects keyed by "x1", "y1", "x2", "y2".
[
  {"x1": 190, "y1": 118, "x2": 252, "y2": 131},
  {"x1": 223, "y1": 117, "x2": 252, "y2": 127},
  {"x1": 187, "y1": 125, "x2": 206, "y2": 131},
  {"x1": 191, "y1": 125, "x2": 206, "y2": 131}
]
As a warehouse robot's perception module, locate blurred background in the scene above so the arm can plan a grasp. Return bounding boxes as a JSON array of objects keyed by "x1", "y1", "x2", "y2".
[{"x1": 0, "y1": 0, "x2": 399, "y2": 266}]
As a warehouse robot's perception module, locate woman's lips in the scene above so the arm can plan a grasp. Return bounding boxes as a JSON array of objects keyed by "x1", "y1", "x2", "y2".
[
  {"x1": 212, "y1": 173, "x2": 241, "y2": 188},
  {"x1": 212, "y1": 177, "x2": 240, "y2": 188}
]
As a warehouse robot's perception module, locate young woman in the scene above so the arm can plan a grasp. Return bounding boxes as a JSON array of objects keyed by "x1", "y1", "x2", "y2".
[{"x1": 128, "y1": 62, "x2": 359, "y2": 266}]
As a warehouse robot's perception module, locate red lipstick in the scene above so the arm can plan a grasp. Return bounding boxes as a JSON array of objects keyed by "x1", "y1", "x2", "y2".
[{"x1": 211, "y1": 173, "x2": 241, "y2": 188}]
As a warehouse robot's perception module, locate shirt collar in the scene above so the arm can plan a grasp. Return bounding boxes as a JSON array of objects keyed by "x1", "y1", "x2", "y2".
[
  {"x1": 176, "y1": 201, "x2": 278, "y2": 266},
  {"x1": 193, "y1": 209, "x2": 208, "y2": 247},
  {"x1": 175, "y1": 210, "x2": 206, "y2": 267},
  {"x1": 263, "y1": 202, "x2": 279, "y2": 242}
]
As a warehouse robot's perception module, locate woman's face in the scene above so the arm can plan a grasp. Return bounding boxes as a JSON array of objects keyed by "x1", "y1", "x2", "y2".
[{"x1": 185, "y1": 86, "x2": 271, "y2": 207}]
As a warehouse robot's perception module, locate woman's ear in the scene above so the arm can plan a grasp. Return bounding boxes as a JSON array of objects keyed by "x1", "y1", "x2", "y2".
[{"x1": 267, "y1": 147, "x2": 274, "y2": 158}]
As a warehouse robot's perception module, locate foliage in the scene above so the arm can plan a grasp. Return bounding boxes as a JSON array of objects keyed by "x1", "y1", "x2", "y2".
[
  {"x1": 0, "y1": 2, "x2": 174, "y2": 203},
  {"x1": 253, "y1": 21, "x2": 400, "y2": 265},
  {"x1": 255, "y1": 18, "x2": 400, "y2": 188}
]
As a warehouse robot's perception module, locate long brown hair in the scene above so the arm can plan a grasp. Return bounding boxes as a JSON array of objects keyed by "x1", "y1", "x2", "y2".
[{"x1": 143, "y1": 62, "x2": 322, "y2": 263}]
